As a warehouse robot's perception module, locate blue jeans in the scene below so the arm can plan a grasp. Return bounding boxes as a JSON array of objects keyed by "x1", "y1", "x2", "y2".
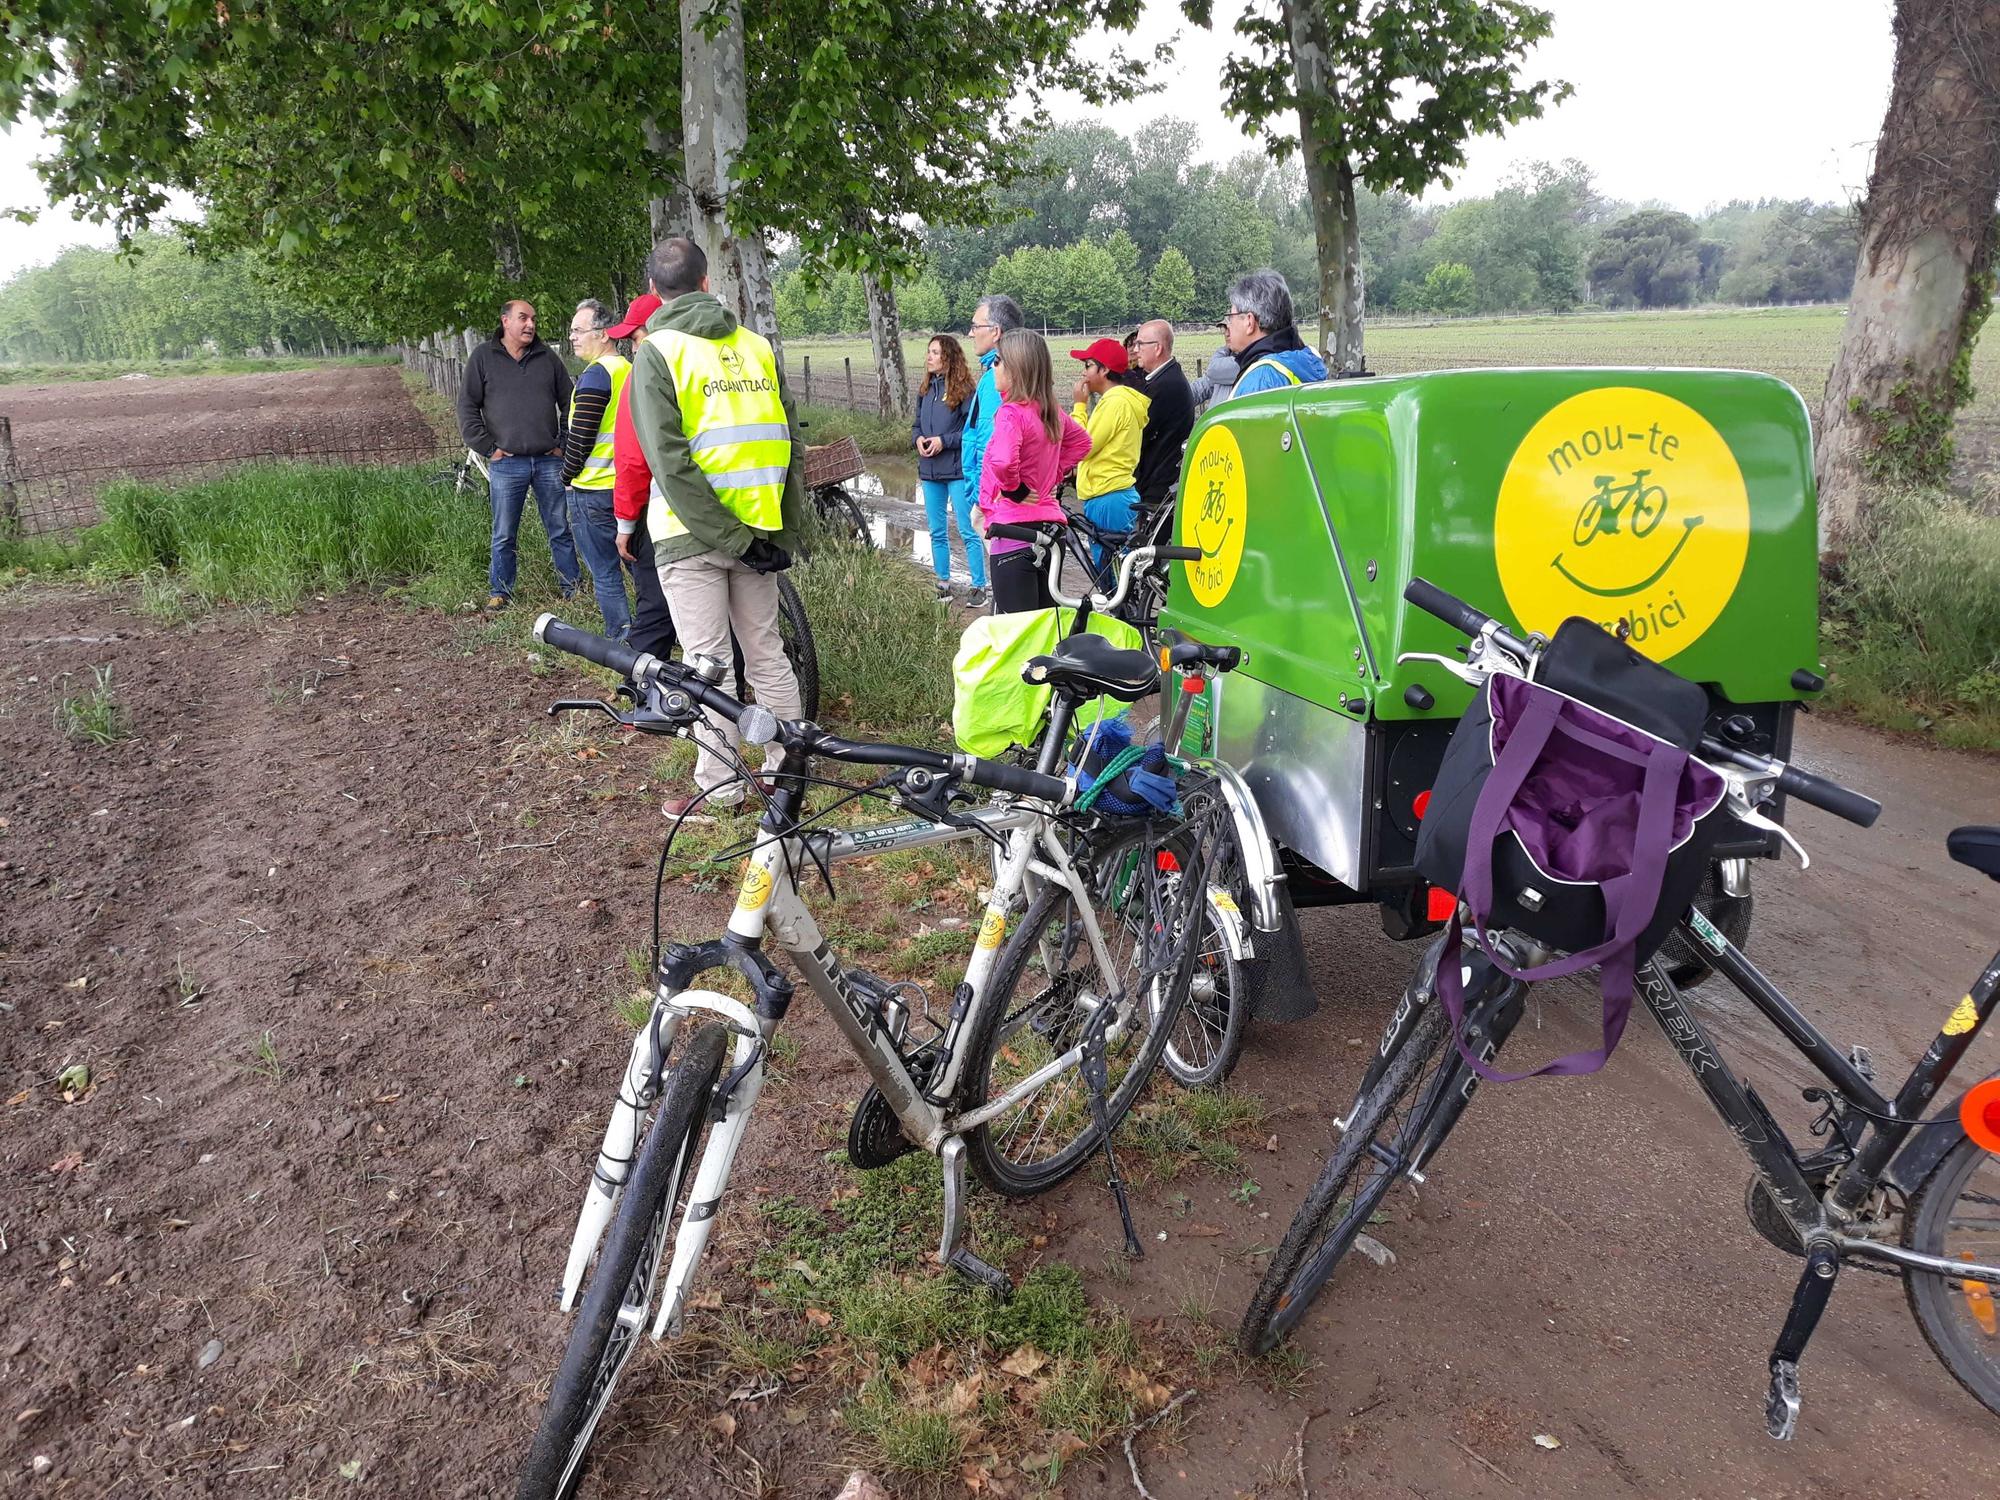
[
  {"x1": 1082, "y1": 485, "x2": 1140, "y2": 575},
  {"x1": 488, "y1": 454, "x2": 580, "y2": 599},
  {"x1": 567, "y1": 486, "x2": 634, "y2": 639},
  {"x1": 919, "y1": 477, "x2": 986, "y2": 588}
]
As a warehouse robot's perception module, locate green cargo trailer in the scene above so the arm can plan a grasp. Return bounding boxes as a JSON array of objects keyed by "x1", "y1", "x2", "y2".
[{"x1": 1161, "y1": 367, "x2": 1820, "y2": 941}]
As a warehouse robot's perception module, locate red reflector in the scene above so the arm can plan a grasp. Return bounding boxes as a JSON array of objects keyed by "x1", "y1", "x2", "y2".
[
  {"x1": 1413, "y1": 789, "x2": 1432, "y2": 820},
  {"x1": 1181, "y1": 674, "x2": 1205, "y2": 694},
  {"x1": 1155, "y1": 850, "x2": 1181, "y2": 873},
  {"x1": 1425, "y1": 886, "x2": 1457, "y2": 922},
  {"x1": 1965, "y1": 1078, "x2": 2000, "y2": 1156}
]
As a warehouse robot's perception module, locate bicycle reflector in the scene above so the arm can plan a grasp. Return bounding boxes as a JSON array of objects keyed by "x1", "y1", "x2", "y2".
[
  {"x1": 1963, "y1": 1077, "x2": 2000, "y2": 1157},
  {"x1": 1425, "y1": 886, "x2": 1457, "y2": 922}
]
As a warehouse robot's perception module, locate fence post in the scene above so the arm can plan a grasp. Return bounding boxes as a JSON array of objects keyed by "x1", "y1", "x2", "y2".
[
  {"x1": 802, "y1": 355, "x2": 812, "y2": 405},
  {"x1": 844, "y1": 357, "x2": 855, "y2": 410},
  {"x1": 0, "y1": 415, "x2": 19, "y2": 538}
]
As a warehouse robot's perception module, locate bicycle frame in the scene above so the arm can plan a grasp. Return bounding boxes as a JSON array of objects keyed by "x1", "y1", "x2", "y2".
[
  {"x1": 555, "y1": 792, "x2": 1135, "y2": 1339},
  {"x1": 1639, "y1": 910, "x2": 2000, "y2": 1286}
]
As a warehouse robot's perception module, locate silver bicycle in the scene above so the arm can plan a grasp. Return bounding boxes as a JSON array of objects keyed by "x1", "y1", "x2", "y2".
[{"x1": 514, "y1": 551, "x2": 1257, "y2": 1498}]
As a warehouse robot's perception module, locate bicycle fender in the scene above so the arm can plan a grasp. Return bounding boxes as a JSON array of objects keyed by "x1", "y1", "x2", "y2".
[{"x1": 1886, "y1": 1072, "x2": 1998, "y2": 1193}]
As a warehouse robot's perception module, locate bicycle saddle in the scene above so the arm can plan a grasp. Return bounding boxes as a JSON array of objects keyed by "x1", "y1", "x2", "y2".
[
  {"x1": 1025, "y1": 633, "x2": 1160, "y2": 703},
  {"x1": 1947, "y1": 826, "x2": 2000, "y2": 882}
]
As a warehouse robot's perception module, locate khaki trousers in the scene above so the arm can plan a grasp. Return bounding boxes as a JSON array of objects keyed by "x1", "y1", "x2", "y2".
[{"x1": 657, "y1": 551, "x2": 802, "y2": 797}]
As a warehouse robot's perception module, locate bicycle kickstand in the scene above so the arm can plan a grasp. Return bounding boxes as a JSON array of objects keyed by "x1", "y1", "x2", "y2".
[
  {"x1": 1080, "y1": 1004, "x2": 1144, "y2": 1257},
  {"x1": 1765, "y1": 1242, "x2": 1840, "y2": 1440}
]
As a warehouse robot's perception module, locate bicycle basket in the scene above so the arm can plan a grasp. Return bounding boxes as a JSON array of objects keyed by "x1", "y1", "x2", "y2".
[
  {"x1": 952, "y1": 609, "x2": 1143, "y2": 758},
  {"x1": 1415, "y1": 620, "x2": 1728, "y2": 1080},
  {"x1": 802, "y1": 436, "x2": 864, "y2": 489}
]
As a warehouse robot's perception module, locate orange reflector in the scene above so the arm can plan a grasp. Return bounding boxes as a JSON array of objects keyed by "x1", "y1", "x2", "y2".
[
  {"x1": 1413, "y1": 789, "x2": 1432, "y2": 820},
  {"x1": 1425, "y1": 886, "x2": 1457, "y2": 922},
  {"x1": 1964, "y1": 1255, "x2": 1998, "y2": 1337},
  {"x1": 1158, "y1": 646, "x2": 1172, "y2": 670},
  {"x1": 1965, "y1": 1078, "x2": 2000, "y2": 1156}
]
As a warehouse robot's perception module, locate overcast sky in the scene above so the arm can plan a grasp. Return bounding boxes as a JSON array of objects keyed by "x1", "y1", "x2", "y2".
[{"x1": 0, "y1": 0, "x2": 1895, "y2": 287}]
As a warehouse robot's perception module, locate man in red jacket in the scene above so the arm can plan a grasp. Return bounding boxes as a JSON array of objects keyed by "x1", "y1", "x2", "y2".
[{"x1": 601, "y1": 293, "x2": 678, "y2": 661}]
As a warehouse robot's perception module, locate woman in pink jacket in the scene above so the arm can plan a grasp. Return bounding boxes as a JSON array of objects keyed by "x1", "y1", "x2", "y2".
[{"x1": 974, "y1": 329, "x2": 1092, "y2": 613}]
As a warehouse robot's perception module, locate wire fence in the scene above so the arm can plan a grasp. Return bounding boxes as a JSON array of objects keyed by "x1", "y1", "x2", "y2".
[{"x1": 0, "y1": 416, "x2": 455, "y2": 539}]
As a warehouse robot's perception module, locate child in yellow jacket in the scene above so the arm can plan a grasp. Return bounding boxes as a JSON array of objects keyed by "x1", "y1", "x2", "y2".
[{"x1": 1067, "y1": 336, "x2": 1151, "y2": 570}]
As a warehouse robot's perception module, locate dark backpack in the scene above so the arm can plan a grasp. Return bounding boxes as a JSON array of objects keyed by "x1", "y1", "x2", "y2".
[{"x1": 1414, "y1": 619, "x2": 1729, "y2": 1080}]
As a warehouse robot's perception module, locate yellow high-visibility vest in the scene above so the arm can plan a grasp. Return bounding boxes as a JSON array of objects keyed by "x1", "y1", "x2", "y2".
[
  {"x1": 569, "y1": 353, "x2": 630, "y2": 490},
  {"x1": 642, "y1": 325, "x2": 790, "y2": 541},
  {"x1": 1239, "y1": 356, "x2": 1304, "y2": 389}
]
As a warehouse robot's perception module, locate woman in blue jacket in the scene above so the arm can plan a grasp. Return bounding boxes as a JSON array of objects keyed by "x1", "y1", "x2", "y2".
[{"x1": 912, "y1": 334, "x2": 987, "y2": 606}]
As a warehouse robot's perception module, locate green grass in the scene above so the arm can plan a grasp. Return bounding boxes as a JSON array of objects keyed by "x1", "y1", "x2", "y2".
[
  {"x1": 795, "y1": 400, "x2": 910, "y2": 457},
  {"x1": 55, "y1": 665, "x2": 130, "y2": 745},
  {"x1": 793, "y1": 539, "x2": 955, "y2": 739},
  {"x1": 90, "y1": 460, "x2": 566, "y2": 612},
  {"x1": 0, "y1": 354, "x2": 394, "y2": 385},
  {"x1": 1825, "y1": 485, "x2": 2000, "y2": 749},
  {"x1": 787, "y1": 305, "x2": 2000, "y2": 430}
]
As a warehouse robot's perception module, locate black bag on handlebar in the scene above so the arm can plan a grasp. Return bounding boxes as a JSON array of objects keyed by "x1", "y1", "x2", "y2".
[{"x1": 1413, "y1": 619, "x2": 1727, "y2": 1080}]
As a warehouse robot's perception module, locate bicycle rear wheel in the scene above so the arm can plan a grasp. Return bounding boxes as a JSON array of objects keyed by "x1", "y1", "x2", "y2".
[
  {"x1": 813, "y1": 484, "x2": 872, "y2": 547},
  {"x1": 964, "y1": 819, "x2": 1202, "y2": 1196},
  {"x1": 1239, "y1": 997, "x2": 1458, "y2": 1355},
  {"x1": 1903, "y1": 1133, "x2": 2000, "y2": 1417},
  {"x1": 773, "y1": 574, "x2": 821, "y2": 724},
  {"x1": 517, "y1": 1022, "x2": 729, "y2": 1500},
  {"x1": 1162, "y1": 787, "x2": 1249, "y2": 1089}
]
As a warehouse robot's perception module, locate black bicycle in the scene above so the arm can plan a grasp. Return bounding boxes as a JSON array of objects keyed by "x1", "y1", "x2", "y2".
[{"x1": 1242, "y1": 577, "x2": 2000, "y2": 1438}]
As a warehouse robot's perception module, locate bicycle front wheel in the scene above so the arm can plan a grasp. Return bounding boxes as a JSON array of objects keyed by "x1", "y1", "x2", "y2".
[
  {"x1": 815, "y1": 484, "x2": 872, "y2": 547},
  {"x1": 517, "y1": 1022, "x2": 730, "y2": 1500},
  {"x1": 963, "y1": 821, "x2": 1200, "y2": 1197},
  {"x1": 1903, "y1": 1132, "x2": 2000, "y2": 1418},
  {"x1": 1240, "y1": 999, "x2": 1457, "y2": 1355}
]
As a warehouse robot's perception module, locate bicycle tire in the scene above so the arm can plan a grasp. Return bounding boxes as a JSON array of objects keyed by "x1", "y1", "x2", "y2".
[
  {"x1": 516, "y1": 1022, "x2": 730, "y2": 1500},
  {"x1": 1163, "y1": 789, "x2": 1249, "y2": 1089},
  {"x1": 814, "y1": 484, "x2": 873, "y2": 548},
  {"x1": 1239, "y1": 999, "x2": 1456, "y2": 1355},
  {"x1": 1902, "y1": 1132, "x2": 2000, "y2": 1418},
  {"x1": 963, "y1": 818, "x2": 1200, "y2": 1197},
  {"x1": 773, "y1": 573, "x2": 821, "y2": 724}
]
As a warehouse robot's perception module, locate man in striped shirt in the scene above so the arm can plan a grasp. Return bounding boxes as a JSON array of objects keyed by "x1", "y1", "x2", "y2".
[{"x1": 561, "y1": 299, "x2": 636, "y2": 639}]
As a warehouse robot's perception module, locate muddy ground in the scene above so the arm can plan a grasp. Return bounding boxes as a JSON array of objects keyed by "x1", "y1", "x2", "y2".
[
  {"x1": 1, "y1": 368, "x2": 443, "y2": 532},
  {"x1": 3, "y1": 587, "x2": 1997, "y2": 1498}
]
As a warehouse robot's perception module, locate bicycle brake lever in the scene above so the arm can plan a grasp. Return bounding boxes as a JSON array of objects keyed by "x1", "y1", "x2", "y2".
[
  {"x1": 549, "y1": 698, "x2": 624, "y2": 722},
  {"x1": 1394, "y1": 651, "x2": 1484, "y2": 686},
  {"x1": 1730, "y1": 796, "x2": 1810, "y2": 870}
]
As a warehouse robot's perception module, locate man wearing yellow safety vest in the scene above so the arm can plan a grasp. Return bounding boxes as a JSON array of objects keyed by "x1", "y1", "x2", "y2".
[
  {"x1": 626, "y1": 236, "x2": 805, "y2": 819},
  {"x1": 560, "y1": 299, "x2": 636, "y2": 640}
]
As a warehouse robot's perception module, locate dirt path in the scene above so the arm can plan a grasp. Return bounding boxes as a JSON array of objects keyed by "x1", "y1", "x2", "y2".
[{"x1": 2, "y1": 590, "x2": 1996, "y2": 1497}]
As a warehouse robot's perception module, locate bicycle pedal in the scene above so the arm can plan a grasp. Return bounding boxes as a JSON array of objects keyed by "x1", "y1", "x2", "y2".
[
  {"x1": 947, "y1": 1246, "x2": 1014, "y2": 1297},
  {"x1": 1764, "y1": 1359, "x2": 1801, "y2": 1440},
  {"x1": 847, "y1": 1084, "x2": 917, "y2": 1170}
]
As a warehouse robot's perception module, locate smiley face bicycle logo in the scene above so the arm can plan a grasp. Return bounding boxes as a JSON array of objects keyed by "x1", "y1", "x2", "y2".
[
  {"x1": 1495, "y1": 388, "x2": 1750, "y2": 662},
  {"x1": 1180, "y1": 425, "x2": 1248, "y2": 607}
]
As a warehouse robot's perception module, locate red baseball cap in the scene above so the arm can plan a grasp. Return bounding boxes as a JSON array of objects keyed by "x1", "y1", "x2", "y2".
[
  {"x1": 1068, "y1": 336, "x2": 1129, "y2": 373},
  {"x1": 605, "y1": 293, "x2": 663, "y2": 339}
]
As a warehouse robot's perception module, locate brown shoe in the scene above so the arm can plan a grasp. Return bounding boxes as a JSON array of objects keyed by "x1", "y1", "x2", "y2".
[
  {"x1": 660, "y1": 791, "x2": 742, "y2": 823},
  {"x1": 484, "y1": 593, "x2": 508, "y2": 611}
]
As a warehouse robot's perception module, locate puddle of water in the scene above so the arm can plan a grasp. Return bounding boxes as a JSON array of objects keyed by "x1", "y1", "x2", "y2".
[{"x1": 851, "y1": 457, "x2": 984, "y2": 586}]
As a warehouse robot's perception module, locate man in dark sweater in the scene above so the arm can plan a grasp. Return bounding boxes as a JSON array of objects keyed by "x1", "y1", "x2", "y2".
[
  {"x1": 457, "y1": 299, "x2": 581, "y2": 609},
  {"x1": 1132, "y1": 318, "x2": 1196, "y2": 515}
]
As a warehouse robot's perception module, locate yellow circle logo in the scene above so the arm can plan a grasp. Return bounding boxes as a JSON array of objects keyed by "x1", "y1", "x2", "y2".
[
  {"x1": 1495, "y1": 388, "x2": 1750, "y2": 661},
  {"x1": 1180, "y1": 425, "x2": 1248, "y2": 607},
  {"x1": 737, "y1": 863, "x2": 773, "y2": 912}
]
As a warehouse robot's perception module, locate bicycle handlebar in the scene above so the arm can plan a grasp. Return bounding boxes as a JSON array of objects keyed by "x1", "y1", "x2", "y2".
[
  {"x1": 534, "y1": 615, "x2": 1073, "y2": 806},
  {"x1": 1400, "y1": 578, "x2": 1883, "y2": 830}
]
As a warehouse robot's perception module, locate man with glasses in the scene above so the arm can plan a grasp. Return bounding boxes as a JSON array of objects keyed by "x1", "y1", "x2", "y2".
[
  {"x1": 457, "y1": 298, "x2": 581, "y2": 610},
  {"x1": 1130, "y1": 318, "x2": 1195, "y2": 514},
  {"x1": 559, "y1": 298, "x2": 635, "y2": 639},
  {"x1": 1219, "y1": 269, "x2": 1326, "y2": 398},
  {"x1": 959, "y1": 293, "x2": 1024, "y2": 508}
]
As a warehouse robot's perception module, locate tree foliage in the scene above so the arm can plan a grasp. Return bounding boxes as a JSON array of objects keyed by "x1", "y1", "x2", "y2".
[
  {"x1": 1588, "y1": 209, "x2": 1705, "y2": 309},
  {"x1": 1149, "y1": 246, "x2": 1197, "y2": 322}
]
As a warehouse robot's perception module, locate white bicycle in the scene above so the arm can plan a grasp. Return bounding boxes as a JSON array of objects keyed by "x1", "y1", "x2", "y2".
[{"x1": 515, "y1": 554, "x2": 1252, "y2": 1498}]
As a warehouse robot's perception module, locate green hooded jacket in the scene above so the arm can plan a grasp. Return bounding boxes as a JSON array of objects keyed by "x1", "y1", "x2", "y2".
[{"x1": 629, "y1": 291, "x2": 806, "y2": 567}]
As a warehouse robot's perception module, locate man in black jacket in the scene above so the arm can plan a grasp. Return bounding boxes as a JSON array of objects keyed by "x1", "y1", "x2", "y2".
[
  {"x1": 1132, "y1": 319, "x2": 1196, "y2": 515},
  {"x1": 457, "y1": 300, "x2": 581, "y2": 610}
]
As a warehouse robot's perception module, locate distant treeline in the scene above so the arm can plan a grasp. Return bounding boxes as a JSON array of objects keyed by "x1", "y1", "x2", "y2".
[
  {"x1": 0, "y1": 234, "x2": 371, "y2": 364},
  {"x1": 775, "y1": 121, "x2": 1858, "y2": 336}
]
